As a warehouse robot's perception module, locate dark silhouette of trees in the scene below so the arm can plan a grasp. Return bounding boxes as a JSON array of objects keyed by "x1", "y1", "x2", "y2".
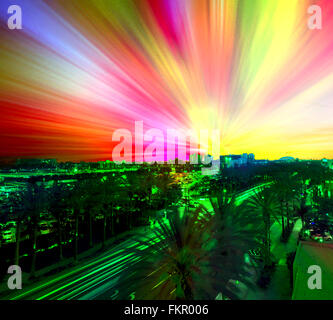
[
  {"x1": 245, "y1": 188, "x2": 279, "y2": 266},
  {"x1": 24, "y1": 181, "x2": 48, "y2": 278},
  {"x1": 48, "y1": 181, "x2": 69, "y2": 261},
  {"x1": 118, "y1": 201, "x2": 262, "y2": 300}
]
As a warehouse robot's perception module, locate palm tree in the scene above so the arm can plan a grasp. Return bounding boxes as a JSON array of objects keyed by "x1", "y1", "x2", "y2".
[
  {"x1": 273, "y1": 172, "x2": 301, "y2": 230},
  {"x1": 83, "y1": 180, "x2": 101, "y2": 248},
  {"x1": 99, "y1": 178, "x2": 113, "y2": 248},
  {"x1": 118, "y1": 206, "x2": 213, "y2": 299},
  {"x1": 24, "y1": 181, "x2": 48, "y2": 278},
  {"x1": 245, "y1": 188, "x2": 280, "y2": 266},
  {"x1": 79, "y1": 177, "x2": 119, "y2": 250},
  {"x1": 271, "y1": 182, "x2": 289, "y2": 238},
  {"x1": 101, "y1": 202, "x2": 110, "y2": 249},
  {"x1": 284, "y1": 186, "x2": 300, "y2": 230},
  {"x1": 209, "y1": 191, "x2": 235, "y2": 218},
  {"x1": 137, "y1": 168, "x2": 155, "y2": 206},
  {"x1": 67, "y1": 180, "x2": 88, "y2": 263},
  {"x1": 14, "y1": 217, "x2": 22, "y2": 266},
  {"x1": 119, "y1": 173, "x2": 139, "y2": 229},
  {"x1": 9, "y1": 193, "x2": 26, "y2": 266},
  {"x1": 118, "y1": 201, "x2": 262, "y2": 300},
  {"x1": 296, "y1": 197, "x2": 310, "y2": 229},
  {"x1": 49, "y1": 181, "x2": 69, "y2": 261},
  {"x1": 155, "y1": 172, "x2": 177, "y2": 208}
]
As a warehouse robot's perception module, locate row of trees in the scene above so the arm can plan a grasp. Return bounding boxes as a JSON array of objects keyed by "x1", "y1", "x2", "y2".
[
  {"x1": 3, "y1": 160, "x2": 332, "y2": 298},
  {"x1": 245, "y1": 162, "x2": 332, "y2": 266},
  {"x1": 5, "y1": 169, "x2": 182, "y2": 278},
  {"x1": 119, "y1": 198, "x2": 263, "y2": 300},
  {"x1": 116, "y1": 162, "x2": 333, "y2": 299}
]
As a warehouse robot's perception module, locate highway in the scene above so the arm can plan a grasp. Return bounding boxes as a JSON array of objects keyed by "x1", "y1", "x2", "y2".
[
  {"x1": 4, "y1": 229, "x2": 157, "y2": 300},
  {"x1": 2, "y1": 182, "x2": 271, "y2": 300}
]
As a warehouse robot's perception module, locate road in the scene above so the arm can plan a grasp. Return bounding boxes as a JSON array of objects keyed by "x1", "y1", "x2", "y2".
[
  {"x1": 2, "y1": 182, "x2": 271, "y2": 300},
  {"x1": 2, "y1": 228, "x2": 158, "y2": 300}
]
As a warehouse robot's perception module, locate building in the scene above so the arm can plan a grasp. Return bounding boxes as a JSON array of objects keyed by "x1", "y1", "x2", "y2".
[
  {"x1": 220, "y1": 154, "x2": 253, "y2": 168},
  {"x1": 248, "y1": 153, "x2": 255, "y2": 163},
  {"x1": 189, "y1": 154, "x2": 212, "y2": 165},
  {"x1": 293, "y1": 241, "x2": 333, "y2": 299}
]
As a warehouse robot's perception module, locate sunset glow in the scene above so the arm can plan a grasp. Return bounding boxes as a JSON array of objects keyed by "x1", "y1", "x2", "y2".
[{"x1": 1, "y1": 0, "x2": 333, "y2": 161}]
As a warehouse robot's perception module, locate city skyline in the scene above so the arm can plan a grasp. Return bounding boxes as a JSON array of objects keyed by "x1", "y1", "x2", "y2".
[{"x1": 0, "y1": 152, "x2": 327, "y2": 166}]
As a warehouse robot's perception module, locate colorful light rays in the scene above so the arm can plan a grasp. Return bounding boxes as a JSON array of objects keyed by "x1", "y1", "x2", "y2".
[{"x1": 0, "y1": 0, "x2": 333, "y2": 161}]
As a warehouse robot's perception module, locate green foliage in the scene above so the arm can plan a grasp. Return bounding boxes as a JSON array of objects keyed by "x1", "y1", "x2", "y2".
[
  {"x1": 244, "y1": 188, "x2": 280, "y2": 265},
  {"x1": 118, "y1": 201, "x2": 262, "y2": 300}
]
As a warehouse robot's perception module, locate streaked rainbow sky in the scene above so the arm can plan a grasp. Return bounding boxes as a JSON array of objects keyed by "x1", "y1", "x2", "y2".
[{"x1": 0, "y1": 0, "x2": 333, "y2": 162}]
